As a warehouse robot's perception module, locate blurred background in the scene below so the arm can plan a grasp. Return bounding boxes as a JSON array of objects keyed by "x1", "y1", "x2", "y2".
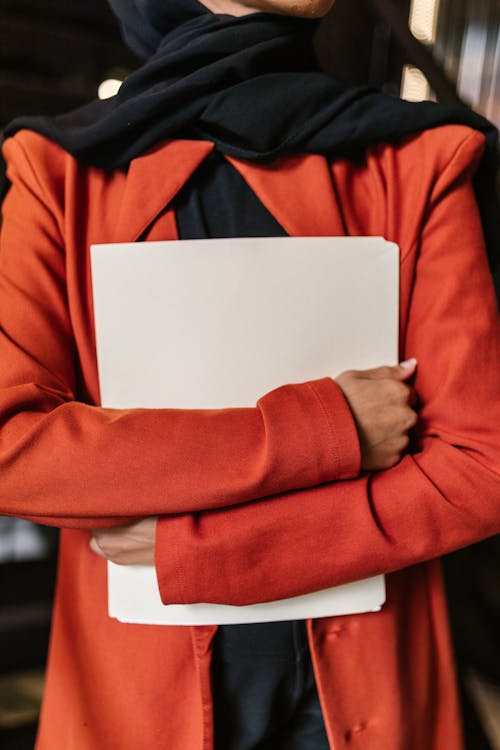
[{"x1": 0, "y1": 0, "x2": 499, "y2": 747}]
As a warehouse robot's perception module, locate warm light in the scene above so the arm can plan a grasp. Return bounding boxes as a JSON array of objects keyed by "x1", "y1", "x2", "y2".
[
  {"x1": 400, "y1": 0, "x2": 441, "y2": 102},
  {"x1": 408, "y1": 0, "x2": 441, "y2": 45},
  {"x1": 98, "y1": 79, "x2": 123, "y2": 100},
  {"x1": 400, "y1": 64, "x2": 432, "y2": 102}
]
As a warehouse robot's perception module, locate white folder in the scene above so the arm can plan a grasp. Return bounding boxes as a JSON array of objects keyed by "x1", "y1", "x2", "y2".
[{"x1": 91, "y1": 236, "x2": 399, "y2": 625}]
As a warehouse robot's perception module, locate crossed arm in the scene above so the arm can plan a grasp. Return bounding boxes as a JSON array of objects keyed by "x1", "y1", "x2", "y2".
[
  {"x1": 89, "y1": 137, "x2": 500, "y2": 604},
  {"x1": 90, "y1": 359, "x2": 419, "y2": 564},
  {"x1": 1, "y1": 129, "x2": 500, "y2": 608}
]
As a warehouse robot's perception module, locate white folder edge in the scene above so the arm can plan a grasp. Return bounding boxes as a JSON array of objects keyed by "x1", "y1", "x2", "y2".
[
  {"x1": 90, "y1": 237, "x2": 397, "y2": 625},
  {"x1": 108, "y1": 564, "x2": 385, "y2": 625}
]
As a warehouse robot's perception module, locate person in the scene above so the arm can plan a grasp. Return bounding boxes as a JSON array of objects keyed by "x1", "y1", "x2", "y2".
[{"x1": 0, "y1": 0, "x2": 499, "y2": 748}]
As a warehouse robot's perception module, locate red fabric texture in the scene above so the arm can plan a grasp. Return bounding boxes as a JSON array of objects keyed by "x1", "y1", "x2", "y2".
[
  {"x1": 0, "y1": 125, "x2": 499, "y2": 749},
  {"x1": 0, "y1": 141, "x2": 359, "y2": 528}
]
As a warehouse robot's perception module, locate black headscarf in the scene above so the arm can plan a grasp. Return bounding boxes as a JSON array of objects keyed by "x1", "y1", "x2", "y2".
[
  {"x1": 107, "y1": 0, "x2": 211, "y2": 59},
  {"x1": 1, "y1": 0, "x2": 499, "y2": 277}
]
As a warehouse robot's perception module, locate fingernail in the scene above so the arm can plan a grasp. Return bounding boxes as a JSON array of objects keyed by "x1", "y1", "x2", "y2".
[{"x1": 400, "y1": 358, "x2": 417, "y2": 369}]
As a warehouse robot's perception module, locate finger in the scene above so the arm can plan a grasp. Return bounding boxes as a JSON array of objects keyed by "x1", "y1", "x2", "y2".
[
  {"x1": 393, "y1": 382, "x2": 418, "y2": 406},
  {"x1": 407, "y1": 386, "x2": 419, "y2": 407},
  {"x1": 398, "y1": 358, "x2": 418, "y2": 380},
  {"x1": 355, "y1": 359, "x2": 417, "y2": 381},
  {"x1": 89, "y1": 535, "x2": 106, "y2": 558},
  {"x1": 404, "y1": 407, "x2": 419, "y2": 430},
  {"x1": 382, "y1": 358, "x2": 417, "y2": 381}
]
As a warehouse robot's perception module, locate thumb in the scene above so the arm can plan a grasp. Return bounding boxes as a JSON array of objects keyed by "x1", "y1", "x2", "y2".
[
  {"x1": 357, "y1": 358, "x2": 417, "y2": 381},
  {"x1": 395, "y1": 358, "x2": 418, "y2": 380},
  {"x1": 89, "y1": 535, "x2": 106, "y2": 558}
]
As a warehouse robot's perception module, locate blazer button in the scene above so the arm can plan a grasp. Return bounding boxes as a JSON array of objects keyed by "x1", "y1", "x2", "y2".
[
  {"x1": 344, "y1": 722, "x2": 367, "y2": 742},
  {"x1": 326, "y1": 624, "x2": 347, "y2": 638}
]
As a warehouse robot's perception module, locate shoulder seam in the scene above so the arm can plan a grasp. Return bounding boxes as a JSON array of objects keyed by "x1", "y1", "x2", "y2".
[
  {"x1": 4, "y1": 132, "x2": 65, "y2": 241},
  {"x1": 430, "y1": 127, "x2": 485, "y2": 199},
  {"x1": 5, "y1": 132, "x2": 60, "y2": 207}
]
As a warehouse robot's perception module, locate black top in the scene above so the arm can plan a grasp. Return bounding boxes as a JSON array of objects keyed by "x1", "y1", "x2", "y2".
[
  {"x1": 174, "y1": 151, "x2": 315, "y2": 740},
  {"x1": 175, "y1": 150, "x2": 286, "y2": 239}
]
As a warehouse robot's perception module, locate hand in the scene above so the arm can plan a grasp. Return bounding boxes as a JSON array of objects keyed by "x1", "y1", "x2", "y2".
[
  {"x1": 90, "y1": 517, "x2": 157, "y2": 565},
  {"x1": 335, "y1": 359, "x2": 418, "y2": 471}
]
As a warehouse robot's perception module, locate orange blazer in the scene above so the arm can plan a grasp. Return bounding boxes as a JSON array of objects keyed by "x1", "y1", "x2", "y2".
[{"x1": 1, "y1": 125, "x2": 500, "y2": 750}]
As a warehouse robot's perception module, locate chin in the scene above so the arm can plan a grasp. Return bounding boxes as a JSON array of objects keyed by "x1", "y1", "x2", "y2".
[
  {"x1": 286, "y1": 0, "x2": 336, "y2": 17},
  {"x1": 245, "y1": 0, "x2": 336, "y2": 18}
]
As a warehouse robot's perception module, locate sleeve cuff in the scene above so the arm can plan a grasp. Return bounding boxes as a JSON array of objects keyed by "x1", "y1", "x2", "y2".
[
  {"x1": 155, "y1": 514, "x2": 187, "y2": 604},
  {"x1": 304, "y1": 377, "x2": 361, "y2": 480},
  {"x1": 154, "y1": 377, "x2": 361, "y2": 606}
]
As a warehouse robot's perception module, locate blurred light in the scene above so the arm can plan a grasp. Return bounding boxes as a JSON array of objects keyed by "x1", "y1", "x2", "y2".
[
  {"x1": 458, "y1": 22, "x2": 489, "y2": 109},
  {"x1": 408, "y1": 0, "x2": 441, "y2": 45},
  {"x1": 98, "y1": 79, "x2": 122, "y2": 100},
  {"x1": 401, "y1": 64, "x2": 432, "y2": 102},
  {"x1": 401, "y1": 0, "x2": 441, "y2": 102}
]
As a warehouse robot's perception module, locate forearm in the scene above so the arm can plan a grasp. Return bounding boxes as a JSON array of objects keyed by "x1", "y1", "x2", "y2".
[
  {"x1": 155, "y1": 130, "x2": 500, "y2": 605},
  {"x1": 155, "y1": 433, "x2": 500, "y2": 605},
  {"x1": 1, "y1": 134, "x2": 363, "y2": 528},
  {"x1": 0, "y1": 376, "x2": 359, "y2": 528}
]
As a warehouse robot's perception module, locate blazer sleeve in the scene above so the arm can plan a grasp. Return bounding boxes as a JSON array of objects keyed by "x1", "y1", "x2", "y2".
[
  {"x1": 0, "y1": 134, "x2": 360, "y2": 529},
  {"x1": 154, "y1": 130, "x2": 500, "y2": 606}
]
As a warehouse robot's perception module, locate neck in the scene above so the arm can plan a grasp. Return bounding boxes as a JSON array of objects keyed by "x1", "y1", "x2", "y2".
[{"x1": 198, "y1": 0, "x2": 257, "y2": 15}]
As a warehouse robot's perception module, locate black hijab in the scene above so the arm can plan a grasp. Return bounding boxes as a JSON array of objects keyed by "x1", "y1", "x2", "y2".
[{"x1": 1, "y1": 0, "x2": 499, "y2": 275}]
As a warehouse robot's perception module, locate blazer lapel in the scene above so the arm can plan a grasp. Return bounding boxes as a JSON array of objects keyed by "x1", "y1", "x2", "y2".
[
  {"x1": 114, "y1": 143, "x2": 346, "y2": 241},
  {"x1": 114, "y1": 140, "x2": 215, "y2": 242},
  {"x1": 226, "y1": 153, "x2": 347, "y2": 237}
]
